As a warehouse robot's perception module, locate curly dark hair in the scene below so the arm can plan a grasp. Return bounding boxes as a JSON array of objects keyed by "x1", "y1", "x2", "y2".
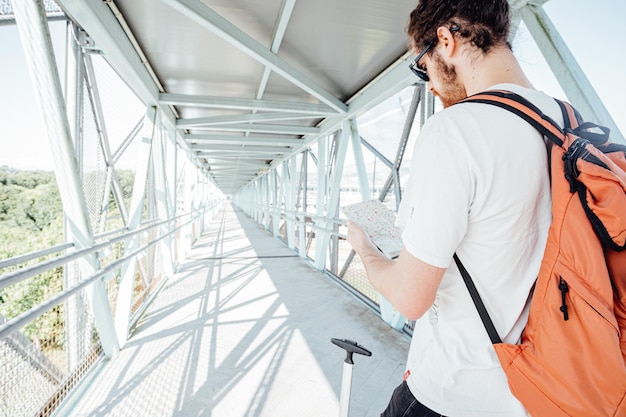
[{"x1": 407, "y1": 0, "x2": 510, "y2": 53}]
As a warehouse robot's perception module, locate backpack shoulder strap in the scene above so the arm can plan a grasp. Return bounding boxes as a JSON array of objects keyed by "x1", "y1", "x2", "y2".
[
  {"x1": 454, "y1": 90, "x2": 565, "y2": 345},
  {"x1": 453, "y1": 253, "x2": 502, "y2": 344},
  {"x1": 460, "y1": 90, "x2": 566, "y2": 148}
]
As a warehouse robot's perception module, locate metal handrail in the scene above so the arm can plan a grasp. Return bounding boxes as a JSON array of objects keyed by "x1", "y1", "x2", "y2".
[
  {"x1": 0, "y1": 222, "x2": 157, "y2": 271},
  {"x1": 0, "y1": 206, "x2": 208, "y2": 340},
  {"x1": 0, "y1": 204, "x2": 214, "y2": 290},
  {"x1": 0, "y1": 242, "x2": 75, "y2": 270}
]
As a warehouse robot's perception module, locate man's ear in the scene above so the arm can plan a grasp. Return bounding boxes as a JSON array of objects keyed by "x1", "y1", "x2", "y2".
[{"x1": 435, "y1": 26, "x2": 457, "y2": 58}]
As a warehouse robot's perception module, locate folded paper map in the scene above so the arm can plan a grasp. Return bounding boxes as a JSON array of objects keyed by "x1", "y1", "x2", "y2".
[{"x1": 341, "y1": 199, "x2": 403, "y2": 258}]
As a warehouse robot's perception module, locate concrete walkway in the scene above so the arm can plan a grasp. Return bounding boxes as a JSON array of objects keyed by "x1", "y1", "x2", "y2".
[{"x1": 58, "y1": 203, "x2": 409, "y2": 417}]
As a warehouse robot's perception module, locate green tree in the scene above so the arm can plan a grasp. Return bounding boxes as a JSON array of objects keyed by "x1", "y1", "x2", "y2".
[{"x1": 0, "y1": 169, "x2": 64, "y2": 348}]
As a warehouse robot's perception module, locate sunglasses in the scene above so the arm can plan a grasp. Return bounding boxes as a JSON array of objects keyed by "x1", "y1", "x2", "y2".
[{"x1": 409, "y1": 25, "x2": 460, "y2": 82}]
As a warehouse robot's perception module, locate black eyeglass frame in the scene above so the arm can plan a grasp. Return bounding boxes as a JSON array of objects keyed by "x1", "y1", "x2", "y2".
[{"x1": 409, "y1": 25, "x2": 460, "y2": 82}]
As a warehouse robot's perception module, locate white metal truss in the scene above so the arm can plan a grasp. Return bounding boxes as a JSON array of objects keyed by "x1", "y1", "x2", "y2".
[
  {"x1": 158, "y1": 0, "x2": 347, "y2": 114},
  {"x1": 519, "y1": 4, "x2": 625, "y2": 144},
  {"x1": 114, "y1": 106, "x2": 156, "y2": 347},
  {"x1": 12, "y1": 0, "x2": 119, "y2": 357},
  {"x1": 4, "y1": 1, "x2": 626, "y2": 413}
]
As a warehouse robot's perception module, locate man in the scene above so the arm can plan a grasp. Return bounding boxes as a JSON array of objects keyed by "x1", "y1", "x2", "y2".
[{"x1": 347, "y1": 1, "x2": 563, "y2": 416}]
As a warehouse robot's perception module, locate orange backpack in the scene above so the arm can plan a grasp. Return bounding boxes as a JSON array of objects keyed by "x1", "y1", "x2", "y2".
[{"x1": 455, "y1": 90, "x2": 626, "y2": 416}]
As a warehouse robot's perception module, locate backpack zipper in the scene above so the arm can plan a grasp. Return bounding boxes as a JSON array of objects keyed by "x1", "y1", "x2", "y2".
[{"x1": 559, "y1": 277, "x2": 569, "y2": 321}]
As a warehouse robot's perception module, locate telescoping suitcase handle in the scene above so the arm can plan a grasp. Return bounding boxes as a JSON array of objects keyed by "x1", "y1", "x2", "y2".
[
  {"x1": 331, "y1": 338, "x2": 372, "y2": 364},
  {"x1": 331, "y1": 338, "x2": 372, "y2": 417}
]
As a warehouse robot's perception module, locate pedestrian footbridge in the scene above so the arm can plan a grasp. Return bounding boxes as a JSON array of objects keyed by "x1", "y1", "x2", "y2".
[{"x1": 0, "y1": 1, "x2": 622, "y2": 416}]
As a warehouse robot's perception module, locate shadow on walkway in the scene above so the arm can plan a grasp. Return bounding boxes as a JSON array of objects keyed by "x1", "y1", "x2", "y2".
[{"x1": 61, "y1": 203, "x2": 409, "y2": 417}]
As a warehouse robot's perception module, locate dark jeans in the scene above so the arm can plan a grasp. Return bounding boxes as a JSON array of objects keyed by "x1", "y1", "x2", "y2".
[{"x1": 381, "y1": 381, "x2": 446, "y2": 417}]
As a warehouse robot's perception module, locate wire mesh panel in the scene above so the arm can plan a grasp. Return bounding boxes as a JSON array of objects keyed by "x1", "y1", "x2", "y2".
[
  {"x1": 0, "y1": 254, "x2": 102, "y2": 417},
  {"x1": 338, "y1": 245, "x2": 380, "y2": 304},
  {"x1": 133, "y1": 228, "x2": 160, "y2": 314},
  {"x1": 0, "y1": 0, "x2": 63, "y2": 23}
]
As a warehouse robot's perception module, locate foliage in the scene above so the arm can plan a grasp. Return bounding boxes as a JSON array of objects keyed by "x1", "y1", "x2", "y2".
[
  {"x1": 0, "y1": 168, "x2": 63, "y2": 347},
  {"x1": 0, "y1": 168, "x2": 60, "y2": 228},
  {"x1": 0, "y1": 167, "x2": 135, "y2": 349}
]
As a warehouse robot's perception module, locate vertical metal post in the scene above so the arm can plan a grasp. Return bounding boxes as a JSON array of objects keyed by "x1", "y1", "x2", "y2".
[
  {"x1": 286, "y1": 155, "x2": 298, "y2": 249},
  {"x1": 349, "y1": 119, "x2": 371, "y2": 200},
  {"x1": 299, "y1": 151, "x2": 308, "y2": 259},
  {"x1": 271, "y1": 169, "x2": 280, "y2": 237},
  {"x1": 154, "y1": 124, "x2": 175, "y2": 280},
  {"x1": 263, "y1": 174, "x2": 271, "y2": 230},
  {"x1": 167, "y1": 127, "x2": 178, "y2": 272},
  {"x1": 256, "y1": 177, "x2": 262, "y2": 225},
  {"x1": 314, "y1": 124, "x2": 350, "y2": 270},
  {"x1": 314, "y1": 135, "x2": 328, "y2": 270},
  {"x1": 419, "y1": 85, "x2": 427, "y2": 129},
  {"x1": 64, "y1": 20, "x2": 87, "y2": 369},
  {"x1": 181, "y1": 154, "x2": 194, "y2": 251}
]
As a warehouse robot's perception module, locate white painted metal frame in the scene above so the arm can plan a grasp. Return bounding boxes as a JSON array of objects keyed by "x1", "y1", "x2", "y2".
[
  {"x1": 16, "y1": 0, "x2": 625, "y2": 364},
  {"x1": 12, "y1": 0, "x2": 120, "y2": 357},
  {"x1": 519, "y1": 4, "x2": 624, "y2": 144},
  {"x1": 114, "y1": 106, "x2": 156, "y2": 346}
]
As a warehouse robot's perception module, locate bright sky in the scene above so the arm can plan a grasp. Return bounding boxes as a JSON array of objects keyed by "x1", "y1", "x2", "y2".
[
  {"x1": 0, "y1": 0, "x2": 624, "y2": 171},
  {"x1": 0, "y1": 19, "x2": 66, "y2": 170}
]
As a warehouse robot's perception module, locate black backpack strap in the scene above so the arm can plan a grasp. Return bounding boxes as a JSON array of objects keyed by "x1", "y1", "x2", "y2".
[
  {"x1": 460, "y1": 90, "x2": 566, "y2": 148},
  {"x1": 455, "y1": 90, "x2": 555, "y2": 345},
  {"x1": 453, "y1": 254, "x2": 502, "y2": 344}
]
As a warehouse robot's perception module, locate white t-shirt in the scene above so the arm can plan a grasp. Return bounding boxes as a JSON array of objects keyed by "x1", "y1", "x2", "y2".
[{"x1": 396, "y1": 84, "x2": 561, "y2": 417}]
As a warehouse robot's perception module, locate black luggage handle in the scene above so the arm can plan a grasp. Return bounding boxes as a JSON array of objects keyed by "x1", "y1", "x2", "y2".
[{"x1": 331, "y1": 338, "x2": 372, "y2": 364}]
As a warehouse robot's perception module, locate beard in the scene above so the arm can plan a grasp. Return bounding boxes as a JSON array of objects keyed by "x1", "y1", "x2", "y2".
[{"x1": 430, "y1": 51, "x2": 467, "y2": 108}]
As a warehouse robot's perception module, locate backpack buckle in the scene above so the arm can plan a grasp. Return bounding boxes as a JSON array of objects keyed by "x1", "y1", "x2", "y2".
[{"x1": 562, "y1": 137, "x2": 590, "y2": 193}]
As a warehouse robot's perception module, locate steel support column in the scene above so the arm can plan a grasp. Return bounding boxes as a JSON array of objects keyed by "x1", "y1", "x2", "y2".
[
  {"x1": 13, "y1": 0, "x2": 119, "y2": 356},
  {"x1": 286, "y1": 155, "x2": 298, "y2": 249},
  {"x1": 154, "y1": 124, "x2": 175, "y2": 280},
  {"x1": 64, "y1": 20, "x2": 88, "y2": 369},
  {"x1": 298, "y1": 151, "x2": 308, "y2": 259},
  {"x1": 520, "y1": 4, "x2": 624, "y2": 143},
  {"x1": 314, "y1": 124, "x2": 349, "y2": 270},
  {"x1": 271, "y1": 169, "x2": 280, "y2": 237},
  {"x1": 349, "y1": 119, "x2": 371, "y2": 199},
  {"x1": 313, "y1": 135, "x2": 328, "y2": 270}
]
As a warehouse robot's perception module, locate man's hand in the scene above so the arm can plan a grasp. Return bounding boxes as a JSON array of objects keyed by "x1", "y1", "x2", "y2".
[
  {"x1": 345, "y1": 221, "x2": 446, "y2": 321},
  {"x1": 346, "y1": 221, "x2": 377, "y2": 255}
]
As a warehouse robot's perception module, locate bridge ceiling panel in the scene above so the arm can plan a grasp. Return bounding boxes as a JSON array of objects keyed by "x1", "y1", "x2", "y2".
[{"x1": 58, "y1": 0, "x2": 419, "y2": 193}]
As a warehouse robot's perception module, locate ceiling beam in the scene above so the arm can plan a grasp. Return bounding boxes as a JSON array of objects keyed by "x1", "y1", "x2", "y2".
[
  {"x1": 56, "y1": 0, "x2": 196, "y2": 158},
  {"x1": 189, "y1": 123, "x2": 319, "y2": 135},
  {"x1": 185, "y1": 133, "x2": 304, "y2": 146},
  {"x1": 205, "y1": 158, "x2": 270, "y2": 167},
  {"x1": 196, "y1": 152, "x2": 280, "y2": 158},
  {"x1": 206, "y1": 168, "x2": 270, "y2": 175},
  {"x1": 158, "y1": 0, "x2": 347, "y2": 113},
  {"x1": 177, "y1": 111, "x2": 322, "y2": 128},
  {"x1": 191, "y1": 144, "x2": 292, "y2": 152},
  {"x1": 160, "y1": 92, "x2": 336, "y2": 115}
]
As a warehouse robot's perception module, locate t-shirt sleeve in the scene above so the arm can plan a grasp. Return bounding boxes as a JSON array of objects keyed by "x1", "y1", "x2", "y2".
[{"x1": 397, "y1": 116, "x2": 474, "y2": 268}]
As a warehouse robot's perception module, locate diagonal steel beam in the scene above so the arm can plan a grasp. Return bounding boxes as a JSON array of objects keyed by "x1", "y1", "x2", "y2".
[
  {"x1": 177, "y1": 111, "x2": 322, "y2": 128},
  {"x1": 158, "y1": 0, "x2": 347, "y2": 113},
  {"x1": 255, "y1": 0, "x2": 296, "y2": 100}
]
